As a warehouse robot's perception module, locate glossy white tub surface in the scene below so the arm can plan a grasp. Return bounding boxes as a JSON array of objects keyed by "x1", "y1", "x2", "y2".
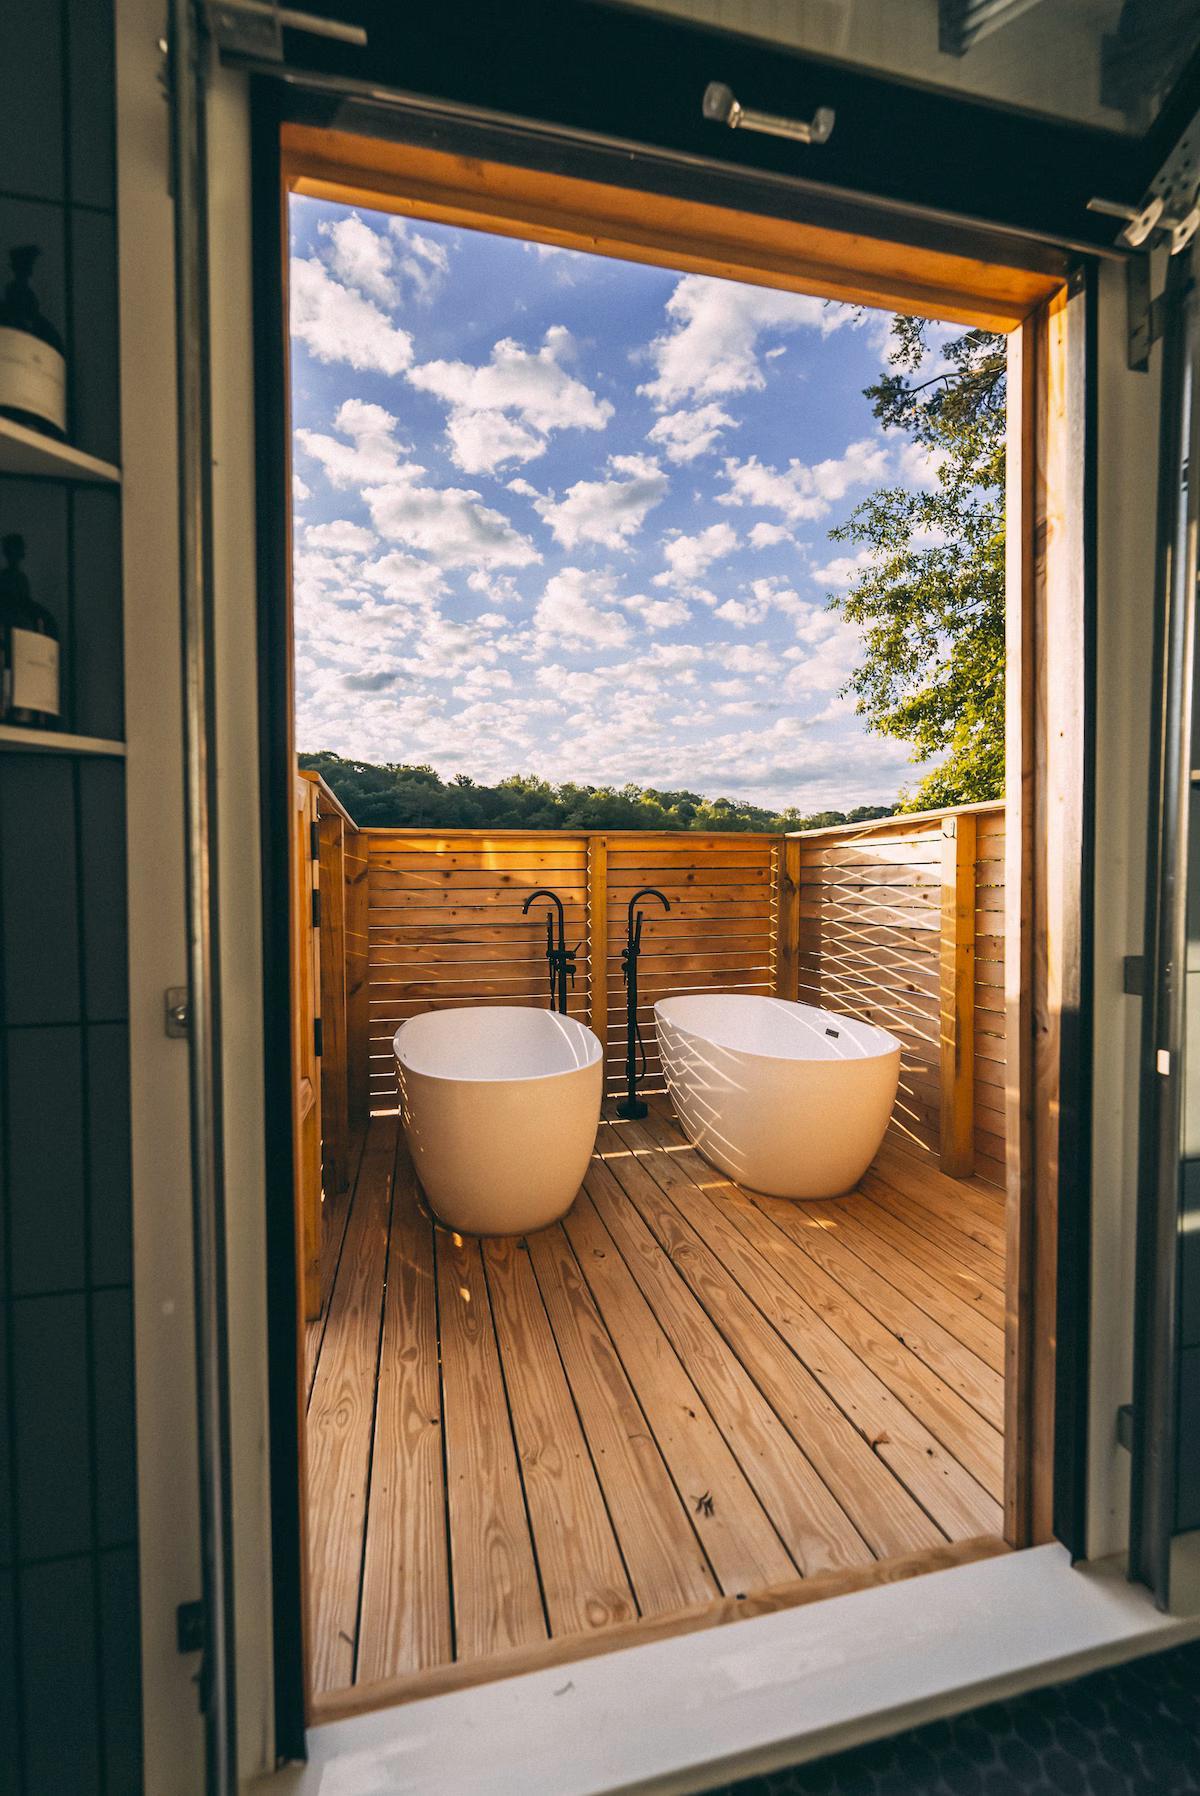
[
  {"x1": 654, "y1": 994, "x2": 901, "y2": 1199},
  {"x1": 394, "y1": 1006, "x2": 603, "y2": 1235}
]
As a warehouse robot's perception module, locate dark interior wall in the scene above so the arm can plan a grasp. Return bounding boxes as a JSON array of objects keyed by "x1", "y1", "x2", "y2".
[{"x1": 0, "y1": 3, "x2": 142, "y2": 1792}]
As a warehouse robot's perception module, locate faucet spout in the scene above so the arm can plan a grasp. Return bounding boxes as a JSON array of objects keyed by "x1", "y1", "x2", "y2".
[{"x1": 523, "y1": 888, "x2": 571, "y2": 1014}]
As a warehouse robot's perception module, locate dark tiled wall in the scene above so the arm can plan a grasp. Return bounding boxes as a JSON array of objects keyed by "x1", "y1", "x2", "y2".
[{"x1": 0, "y1": 4, "x2": 141, "y2": 1792}]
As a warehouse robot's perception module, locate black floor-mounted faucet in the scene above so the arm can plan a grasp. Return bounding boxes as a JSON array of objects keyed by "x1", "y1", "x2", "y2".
[
  {"x1": 618, "y1": 887, "x2": 671, "y2": 1118},
  {"x1": 522, "y1": 888, "x2": 577, "y2": 1015}
]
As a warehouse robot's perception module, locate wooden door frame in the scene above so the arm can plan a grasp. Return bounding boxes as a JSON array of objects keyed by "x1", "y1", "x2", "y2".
[{"x1": 254, "y1": 104, "x2": 1092, "y2": 1739}]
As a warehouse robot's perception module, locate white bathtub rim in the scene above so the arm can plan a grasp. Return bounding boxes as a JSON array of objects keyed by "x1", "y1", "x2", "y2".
[
  {"x1": 654, "y1": 994, "x2": 901, "y2": 1068},
  {"x1": 393, "y1": 1005, "x2": 603, "y2": 1086}
]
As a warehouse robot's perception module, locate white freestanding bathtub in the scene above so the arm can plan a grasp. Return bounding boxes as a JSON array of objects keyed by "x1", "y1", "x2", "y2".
[
  {"x1": 393, "y1": 1006, "x2": 603, "y2": 1235},
  {"x1": 654, "y1": 993, "x2": 901, "y2": 1200}
]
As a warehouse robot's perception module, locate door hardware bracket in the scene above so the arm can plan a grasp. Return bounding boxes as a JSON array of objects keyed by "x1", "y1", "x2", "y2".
[
  {"x1": 1123, "y1": 954, "x2": 1146, "y2": 995},
  {"x1": 203, "y1": 0, "x2": 366, "y2": 60},
  {"x1": 1116, "y1": 1403, "x2": 1133, "y2": 1451},
  {"x1": 702, "y1": 82, "x2": 834, "y2": 146},
  {"x1": 165, "y1": 985, "x2": 190, "y2": 1038}
]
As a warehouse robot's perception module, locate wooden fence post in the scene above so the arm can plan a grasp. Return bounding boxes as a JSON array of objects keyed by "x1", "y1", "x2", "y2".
[
  {"x1": 775, "y1": 834, "x2": 801, "y2": 1000},
  {"x1": 588, "y1": 835, "x2": 608, "y2": 1045},
  {"x1": 939, "y1": 812, "x2": 977, "y2": 1176}
]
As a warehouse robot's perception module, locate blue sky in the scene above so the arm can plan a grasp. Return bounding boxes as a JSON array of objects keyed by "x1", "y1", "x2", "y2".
[{"x1": 289, "y1": 194, "x2": 947, "y2": 811}]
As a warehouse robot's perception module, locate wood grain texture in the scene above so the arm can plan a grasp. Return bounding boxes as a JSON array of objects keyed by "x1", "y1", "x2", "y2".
[
  {"x1": 436, "y1": 1230, "x2": 547, "y2": 1661},
  {"x1": 356, "y1": 1140, "x2": 450, "y2": 1684},
  {"x1": 481, "y1": 1233, "x2": 637, "y2": 1637},
  {"x1": 306, "y1": 1118, "x2": 395, "y2": 1695},
  {"x1": 307, "y1": 1105, "x2": 1006, "y2": 1710}
]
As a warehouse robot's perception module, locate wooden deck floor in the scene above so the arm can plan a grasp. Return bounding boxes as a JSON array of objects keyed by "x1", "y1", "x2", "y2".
[{"x1": 304, "y1": 1103, "x2": 1007, "y2": 1707}]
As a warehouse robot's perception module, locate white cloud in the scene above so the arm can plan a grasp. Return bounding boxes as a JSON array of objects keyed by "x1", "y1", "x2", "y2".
[
  {"x1": 639, "y1": 275, "x2": 852, "y2": 407},
  {"x1": 289, "y1": 257, "x2": 413, "y2": 374},
  {"x1": 296, "y1": 399, "x2": 417, "y2": 488},
  {"x1": 656, "y1": 521, "x2": 738, "y2": 584},
  {"x1": 809, "y1": 548, "x2": 877, "y2": 589},
  {"x1": 533, "y1": 567, "x2": 631, "y2": 648},
  {"x1": 718, "y1": 438, "x2": 889, "y2": 523},
  {"x1": 407, "y1": 327, "x2": 613, "y2": 473},
  {"x1": 748, "y1": 521, "x2": 793, "y2": 550},
  {"x1": 292, "y1": 472, "x2": 312, "y2": 502},
  {"x1": 387, "y1": 217, "x2": 450, "y2": 303},
  {"x1": 365, "y1": 476, "x2": 541, "y2": 570},
  {"x1": 896, "y1": 439, "x2": 950, "y2": 489},
  {"x1": 304, "y1": 518, "x2": 377, "y2": 553},
  {"x1": 619, "y1": 592, "x2": 692, "y2": 630},
  {"x1": 318, "y1": 211, "x2": 399, "y2": 303},
  {"x1": 532, "y1": 454, "x2": 668, "y2": 550},
  {"x1": 646, "y1": 402, "x2": 738, "y2": 463}
]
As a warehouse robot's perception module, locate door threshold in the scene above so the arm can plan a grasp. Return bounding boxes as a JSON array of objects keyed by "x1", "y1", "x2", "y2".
[
  {"x1": 260, "y1": 1546, "x2": 1200, "y2": 1795},
  {"x1": 311, "y1": 1535, "x2": 1007, "y2": 1726}
]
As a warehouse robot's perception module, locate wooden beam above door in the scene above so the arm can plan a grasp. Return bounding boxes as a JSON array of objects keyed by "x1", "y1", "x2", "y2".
[{"x1": 281, "y1": 124, "x2": 1065, "y2": 333}]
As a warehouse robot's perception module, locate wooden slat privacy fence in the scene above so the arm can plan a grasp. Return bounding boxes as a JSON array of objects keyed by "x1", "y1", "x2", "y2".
[
  {"x1": 301, "y1": 779, "x2": 1006, "y2": 1194},
  {"x1": 363, "y1": 829, "x2": 780, "y2": 1106},
  {"x1": 786, "y1": 801, "x2": 1005, "y2": 1188}
]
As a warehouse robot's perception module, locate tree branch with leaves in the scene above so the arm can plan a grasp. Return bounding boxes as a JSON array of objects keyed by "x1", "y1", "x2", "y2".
[{"x1": 828, "y1": 317, "x2": 1006, "y2": 809}]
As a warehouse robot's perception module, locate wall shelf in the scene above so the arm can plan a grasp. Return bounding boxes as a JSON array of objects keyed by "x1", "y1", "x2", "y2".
[
  {"x1": 0, "y1": 724, "x2": 126, "y2": 756},
  {"x1": 0, "y1": 415, "x2": 120, "y2": 484}
]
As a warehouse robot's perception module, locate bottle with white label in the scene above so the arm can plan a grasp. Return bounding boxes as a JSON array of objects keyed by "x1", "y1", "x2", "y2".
[
  {"x1": 0, "y1": 535, "x2": 61, "y2": 729},
  {"x1": 0, "y1": 245, "x2": 68, "y2": 441}
]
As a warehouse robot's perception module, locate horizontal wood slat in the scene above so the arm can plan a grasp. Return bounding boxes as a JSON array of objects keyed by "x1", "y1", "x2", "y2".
[{"x1": 363, "y1": 829, "x2": 779, "y2": 1102}]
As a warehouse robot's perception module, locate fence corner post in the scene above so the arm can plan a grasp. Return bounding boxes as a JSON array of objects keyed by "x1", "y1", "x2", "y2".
[
  {"x1": 587, "y1": 835, "x2": 608, "y2": 1044},
  {"x1": 939, "y1": 812, "x2": 977, "y2": 1177},
  {"x1": 775, "y1": 834, "x2": 801, "y2": 1000}
]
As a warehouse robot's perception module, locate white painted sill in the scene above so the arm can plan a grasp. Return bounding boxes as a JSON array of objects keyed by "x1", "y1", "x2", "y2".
[{"x1": 254, "y1": 1545, "x2": 1200, "y2": 1796}]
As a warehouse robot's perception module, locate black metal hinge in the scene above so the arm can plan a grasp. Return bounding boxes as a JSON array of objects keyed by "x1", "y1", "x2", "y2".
[
  {"x1": 177, "y1": 1598, "x2": 205, "y2": 1654},
  {"x1": 1117, "y1": 1403, "x2": 1134, "y2": 1451},
  {"x1": 311, "y1": 887, "x2": 321, "y2": 929},
  {"x1": 1123, "y1": 954, "x2": 1145, "y2": 995},
  {"x1": 314, "y1": 1016, "x2": 323, "y2": 1059},
  {"x1": 310, "y1": 819, "x2": 320, "y2": 861}
]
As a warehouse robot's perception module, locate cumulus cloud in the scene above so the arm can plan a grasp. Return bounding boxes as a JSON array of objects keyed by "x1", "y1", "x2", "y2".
[
  {"x1": 365, "y1": 477, "x2": 542, "y2": 570},
  {"x1": 305, "y1": 518, "x2": 377, "y2": 553},
  {"x1": 387, "y1": 216, "x2": 450, "y2": 303},
  {"x1": 533, "y1": 567, "x2": 631, "y2": 648},
  {"x1": 293, "y1": 472, "x2": 312, "y2": 502},
  {"x1": 531, "y1": 454, "x2": 668, "y2": 550},
  {"x1": 289, "y1": 257, "x2": 413, "y2": 374},
  {"x1": 718, "y1": 438, "x2": 889, "y2": 523},
  {"x1": 748, "y1": 520, "x2": 794, "y2": 550},
  {"x1": 619, "y1": 592, "x2": 692, "y2": 630},
  {"x1": 296, "y1": 399, "x2": 417, "y2": 488},
  {"x1": 408, "y1": 327, "x2": 613, "y2": 473},
  {"x1": 809, "y1": 548, "x2": 878, "y2": 588},
  {"x1": 639, "y1": 275, "x2": 851, "y2": 407},
  {"x1": 656, "y1": 521, "x2": 738, "y2": 584},
  {"x1": 646, "y1": 402, "x2": 738, "y2": 463}
]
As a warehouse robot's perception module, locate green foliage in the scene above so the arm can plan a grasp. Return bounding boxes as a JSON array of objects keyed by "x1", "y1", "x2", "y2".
[
  {"x1": 299, "y1": 752, "x2": 896, "y2": 834},
  {"x1": 828, "y1": 317, "x2": 1005, "y2": 809}
]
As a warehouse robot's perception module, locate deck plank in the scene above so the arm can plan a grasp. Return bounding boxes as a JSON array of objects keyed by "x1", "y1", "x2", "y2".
[
  {"x1": 584, "y1": 1163, "x2": 873, "y2": 1576},
  {"x1": 307, "y1": 1117, "x2": 396, "y2": 1696},
  {"x1": 562, "y1": 1195, "x2": 800, "y2": 1594},
  {"x1": 481, "y1": 1234, "x2": 638, "y2": 1637},
  {"x1": 618, "y1": 1116, "x2": 1002, "y2": 1539},
  {"x1": 656, "y1": 1145, "x2": 1004, "y2": 1500},
  {"x1": 526, "y1": 1223, "x2": 720, "y2": 1616},
  {"x1": 317, "y1": 1101, "x2": 1009, "y2": 1701},
  {"x1": 594, "y1": 1128, "x2": 944, "y2": 1559},
  {"x1": 357, "y1": 1140, "x2": 451, "y2": 1683},
  {"x1": 436, "y1": 1230, "x2": 548, "y2": 1662}
]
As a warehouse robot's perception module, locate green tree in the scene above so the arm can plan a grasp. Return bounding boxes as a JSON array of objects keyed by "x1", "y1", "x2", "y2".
[
  {"x1": 297, "y1": 752, "x2": 895, "y2": 834},
  {"x1": 827, "y1": 317, "x2": 1006, "y2": 809}
]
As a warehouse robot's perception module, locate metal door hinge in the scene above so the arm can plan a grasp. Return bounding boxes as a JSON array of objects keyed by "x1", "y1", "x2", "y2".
[
  {"x1": 1117, "y1": 1403, "x2": 1134, "y2": 1451},
  {"x1": 203, "y1": 0, "x2": 366, "y2": 60},
  {"x1": 314, "y1": 1016, "x2": 323, "y2": 1059},
  {"x1": 311, "y1": 888, "x2": 321, "y2": 929},
  {"x1": 310, "y1": 819, "x2": 320, "y2": 861},
  {"x1": 1126, "y1": 257, "x2": 1165, "y2": 374},
  {"x1": 1123, "y1": 954, "x2": 1145, "y2": 995},
  {"x1": 165, "y1": 986, "x2": 190, "y2": 1038}
]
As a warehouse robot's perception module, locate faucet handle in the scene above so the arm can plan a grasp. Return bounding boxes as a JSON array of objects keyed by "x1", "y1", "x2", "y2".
[{"x1": 565, "y1": 941, "x2": 580, "y2": 986}]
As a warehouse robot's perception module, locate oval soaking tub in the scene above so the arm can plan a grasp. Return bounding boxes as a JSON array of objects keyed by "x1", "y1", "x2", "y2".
[
  {"x1": 394, "y1": 1006, "x2": 603, "y2": 1235},
  {"x1": 654, "y1": 993, "x2": 900, "y2": 1200}
]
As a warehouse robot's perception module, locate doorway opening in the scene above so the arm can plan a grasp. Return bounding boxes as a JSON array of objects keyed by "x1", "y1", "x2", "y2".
[{"x1": 262, "y1": 124, "x2": 1083, "y2": 1725}]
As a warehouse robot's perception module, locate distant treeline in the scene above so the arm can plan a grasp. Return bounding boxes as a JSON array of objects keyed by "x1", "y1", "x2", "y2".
[{"x1": 300, "y1": 752, "x2": 897, "y2": 834}]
